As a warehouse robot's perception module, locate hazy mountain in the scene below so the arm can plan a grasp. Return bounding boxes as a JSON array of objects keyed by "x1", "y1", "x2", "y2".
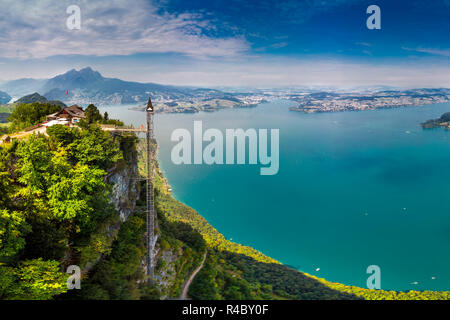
[
  {"x1": 0, "y1": 78, "x2": 47, "y2": 97},
  {"x1": 0, "y1": 67, "x2": 236, "y2": 106},
  {"x1": 42, "y1": 67, "x2": 104, "y2": 92},
  {"x1": 0, "y1": 91, "x2": 11, "y2": 104},
  {"x1": 15, "y1": 92, "x2": 48, "y2": 104},
  {"x1": 39, "y1": 67, "x2": 230, "y2": 105},
  {"x1": 13, "y1": 92, "x2": 66, "y2": 108}
]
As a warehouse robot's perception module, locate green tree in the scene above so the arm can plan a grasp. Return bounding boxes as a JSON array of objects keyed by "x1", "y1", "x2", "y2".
[
  {"x1": 0, "y1": 145, "x2": 14, "y2": 208},
  {"x1": 85, "y1": 104, "x2": 102, "y2": 124},
  {"x1": 70, "y1": 125, "x2": 122, "y2": 169},
  {"x1": 15, "y1": 137, "x2": 107, "y2": 223},
  {"x1": 47, "y1": 156, "x2": 106, "y2": 222},
  {"x1": 0, "y1": 265, "x2": 16, "y2": 299},
  {"x1": 9, "y1": 103, "x2": 61, "y2": 131},
  {"x1": 15, "y1": 135, "x2": 53, "y2": 198},
  {"x1": 12, "y1": 258, "x2": 68, "y2": 300},
  {"x1": 0, "y1": 209, "x2": 30, "y2": 260},
  {"x1": 47, "y1": 124, "x2": 78, "y2": 146}
]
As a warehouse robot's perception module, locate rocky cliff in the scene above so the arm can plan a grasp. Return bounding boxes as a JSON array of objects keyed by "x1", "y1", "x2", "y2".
[{"x1": 107, "y1": 160, "x2": 139, "y2": 222}]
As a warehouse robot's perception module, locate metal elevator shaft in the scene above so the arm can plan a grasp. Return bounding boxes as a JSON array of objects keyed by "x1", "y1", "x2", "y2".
[{"x1": 146, "y1": 97, "x2": 156, "y2": 283}]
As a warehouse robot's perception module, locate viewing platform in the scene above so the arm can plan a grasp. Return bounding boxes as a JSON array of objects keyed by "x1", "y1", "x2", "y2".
[{"x1": 100, "y1": 124, "x2": 147, "y2": 132}]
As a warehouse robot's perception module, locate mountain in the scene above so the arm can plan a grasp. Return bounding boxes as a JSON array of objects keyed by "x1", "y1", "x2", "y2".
[
  {"x1": 42, "y1": 67, "x2": 104, "y2": 91},
  {"x1": 45, "y1": 67, "x2": 237, "y2": 105},
  {"x1": 0, "y1": 91, "x2": 11, "y2": 104},
  {"x1": 15, "y1": 92, "x2": 48, "y2": 104},
  {"x1": 13, "y1": 92, "x2": 66, "y2": 108},
  {"x1": 42, "y1": 67, "x2": 186, "y2": 104},
  {"x1": 0, "y1": 67, "x2": 232, "y2": 106}
]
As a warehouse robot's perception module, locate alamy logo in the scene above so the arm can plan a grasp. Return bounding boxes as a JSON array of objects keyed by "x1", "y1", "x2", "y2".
[
  {"x1": 366, "y1": 265, "x2": 381, "y2": 289},
  {"x1": 366, "y1": 5, "x2": 381, "y2": 30},
  {"x1": 171, "y1": 121, "x2": 279, "y2": 175},
  {"x1": 67, "y1": 265, "x2": 81, "y2": 289},
  {"x1": 66, "y1": 5, "x2": 81, "y2": 30}
]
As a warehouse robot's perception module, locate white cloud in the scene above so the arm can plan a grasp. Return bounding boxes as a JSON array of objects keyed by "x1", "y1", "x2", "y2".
[
  {"x1": 118, "y1": 57, "x2": 450, "y2": 88},
  {"x1": 0, "y1": 0, "x2": 249, "y2": 59},
  {"x1": 1, "y1": 54, "x2": 449, "y2": 87},
  {"x1": 402, "y1": 47, "x2": 450, "y2": 57}
]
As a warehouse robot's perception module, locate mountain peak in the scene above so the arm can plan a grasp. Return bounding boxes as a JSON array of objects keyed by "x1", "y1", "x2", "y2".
[
  {"x1": 66, "y1": 67, "x2": 102, "y2": 79},
  {"x1": 15, "y1": 92, "x2": 48, "y2": 104},
  {"x1": 79, "y1": 66, "x2": 98, "y2": 75},
  {"x1": 43, "y1": 67, "x2": 104, "y2": 92}
]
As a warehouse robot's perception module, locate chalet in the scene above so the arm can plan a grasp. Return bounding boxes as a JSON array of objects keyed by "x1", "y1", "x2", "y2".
[{"x1": 46, "y1": 105, "x2": 86, "y2": 124}]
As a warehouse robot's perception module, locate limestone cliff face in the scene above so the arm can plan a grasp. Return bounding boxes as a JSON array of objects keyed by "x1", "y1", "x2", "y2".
[
  {"x1": 154, "y1": 249, "x2": 179, "y2": 299},
  {"x1": 80, "y1": 158, "x2": 140, "y2": 274},
  {"x1": 106, "y1": 155, "x2": 174, "y2": 295},
  {"x1": 107, "y1": 160, "x2": 139, "y2": 222},
  {"x1": 103, "y1": 148, "x2": 192, "y2": 299}
]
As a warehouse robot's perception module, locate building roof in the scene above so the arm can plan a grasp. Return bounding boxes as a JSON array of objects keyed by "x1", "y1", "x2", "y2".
[
  {"x1": 45, "y1": 105, "x2": 86, "y2": 124},
  {"x1": 63, "y1": 105, "x2": 85, "y2": 118},
  {"x1": 47, "y1": 112, "x2": 59, "y2": 118}
]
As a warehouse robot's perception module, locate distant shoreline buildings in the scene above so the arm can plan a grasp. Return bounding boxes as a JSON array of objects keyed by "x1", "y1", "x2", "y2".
[{"x1": 288, "y1": 89, "x2": 450, "y2": 114}]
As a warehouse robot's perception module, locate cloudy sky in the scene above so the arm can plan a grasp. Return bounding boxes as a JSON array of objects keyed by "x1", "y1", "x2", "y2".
[{"x1": 0, "y1": 0, "x2": 449, "y2": 87}]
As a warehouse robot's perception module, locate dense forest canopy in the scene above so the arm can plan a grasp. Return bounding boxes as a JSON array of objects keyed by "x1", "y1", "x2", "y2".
[{"x1": 0, "y1": 120, "x2": 132, "y2": 299}]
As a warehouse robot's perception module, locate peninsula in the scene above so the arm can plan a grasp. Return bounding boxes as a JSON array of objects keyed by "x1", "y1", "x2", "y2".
[{"x1": 421, "y1": 112, "x2": 450, "y2": 129}]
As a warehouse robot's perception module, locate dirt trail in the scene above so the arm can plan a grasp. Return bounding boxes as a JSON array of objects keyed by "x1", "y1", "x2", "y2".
[{"x1": 180, "y1": 250, "x2": 207, "y2": 300}]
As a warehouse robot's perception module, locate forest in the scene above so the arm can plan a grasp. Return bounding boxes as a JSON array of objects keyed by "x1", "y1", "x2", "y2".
[{"x1": 0, "y1": 122, "x2": 127, "y2": 298}]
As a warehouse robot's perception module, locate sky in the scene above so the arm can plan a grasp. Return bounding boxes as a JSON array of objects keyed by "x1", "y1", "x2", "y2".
[{"x1": 0, "y1": 0, "x2": 449, "y2": 87}]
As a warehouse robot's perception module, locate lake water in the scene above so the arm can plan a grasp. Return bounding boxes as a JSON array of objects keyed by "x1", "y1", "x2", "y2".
[{"x1": 99, "y1": 100, "x2": 450, "y2": 291}]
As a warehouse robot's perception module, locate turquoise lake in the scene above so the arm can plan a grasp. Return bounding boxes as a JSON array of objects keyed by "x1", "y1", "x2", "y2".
[{"x1": 99, "y1": 100, "x2": 450, "y2": 291}]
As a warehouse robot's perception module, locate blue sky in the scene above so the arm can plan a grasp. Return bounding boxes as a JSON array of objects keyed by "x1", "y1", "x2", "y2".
[{"x1": 0, "y1": 0, "x2": 449, "y2": 87}]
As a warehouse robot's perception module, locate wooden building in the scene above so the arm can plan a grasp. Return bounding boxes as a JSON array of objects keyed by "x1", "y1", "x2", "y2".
[{"x1": 46, "y1": 105, "x2": 86, "y2": 124}]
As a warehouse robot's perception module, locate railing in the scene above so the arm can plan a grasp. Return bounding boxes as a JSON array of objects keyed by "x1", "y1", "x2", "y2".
[{"x1": 100, "y1": 124, "x2": 146, "y2": 132}]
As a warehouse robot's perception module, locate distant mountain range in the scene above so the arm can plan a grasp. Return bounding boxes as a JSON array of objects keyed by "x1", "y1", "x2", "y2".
[
  {"x1": 2, "y1": 68, "x2": 450, "y2": 113},
  {"x1": 0, "y1": 67, "x2": 235, "y2": 106},
  {"x1": 0, "y1": 91, "x2": 11, "y2": 104},
  {"x1": 0, "y1": 79, "x2": 47, "y2": 98}
]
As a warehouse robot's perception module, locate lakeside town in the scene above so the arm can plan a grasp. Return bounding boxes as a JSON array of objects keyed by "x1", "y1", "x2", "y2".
[
  {"x1": 144, "y1": 87, "x2": 450, "y2": 115},
  {"x1": 287, "y1": 88, "x2": 450, "y2": 113}
]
